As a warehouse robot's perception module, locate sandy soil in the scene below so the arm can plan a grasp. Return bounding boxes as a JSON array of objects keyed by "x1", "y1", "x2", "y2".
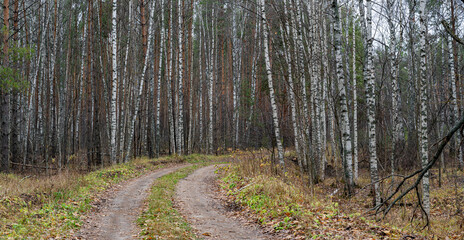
[
  {"x1": 75, "y1": 164, "x2": 188, "y2": 240},
  {"x1": 175, "y1": 165, "x2": 276, "y2": 240}
]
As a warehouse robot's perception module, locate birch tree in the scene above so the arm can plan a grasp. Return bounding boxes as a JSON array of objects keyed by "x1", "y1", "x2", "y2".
[
  {"x1": 110, "y1": 0, "x2": 118, "y2": 163},
  {"x1": 418, "y1": 0, "x2": 430, "y2": 215},
  {"x1": 352, "y1": 7, "x2": 359, "y2": 181},
  {"x1": 177, "y1": 0, "x2": 185, "y2": 155},
  {"x1": 332, "y1": 0, "x2": 354, "y2": 195},
  {"x1": 260, "y1": 0, "x2": 285, "y2": 170},
  {"x1": 366, "y1": 0, "x2": 380, "y2": 206},
  {"x1": 155, "y1": 0, "x2": 166, "y2": 158},
  {"x1": 387, "y1": 0, "x2": 400, "y2": 184},
  {"x1": 125, "y1": 0, "x2": 156, "y2": 162}
]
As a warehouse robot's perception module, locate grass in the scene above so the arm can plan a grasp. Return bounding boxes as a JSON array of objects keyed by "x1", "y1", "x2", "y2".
[
  {"x1": 137, "y1": 165, "x2": 202, "y2": 240},
  {"x1": 217, "y1": 150, "x2": 405, "y2": 239},
  {"x1": 0, "y1": 154, "x2": 225, "y2": 239}
]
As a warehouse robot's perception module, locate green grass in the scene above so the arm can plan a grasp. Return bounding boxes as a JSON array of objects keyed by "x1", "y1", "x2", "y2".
[
  {"x1": 0, "y1": 155, "x2": 226, "y2": 239},
  {"x1": 137, "y1": 165, "x2": 205, "y2": 239}
]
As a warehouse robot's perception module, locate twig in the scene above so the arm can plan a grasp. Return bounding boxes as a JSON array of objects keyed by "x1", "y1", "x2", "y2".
[{"x1": 371, "y1": 114, "x2": 464, "y2": 219}]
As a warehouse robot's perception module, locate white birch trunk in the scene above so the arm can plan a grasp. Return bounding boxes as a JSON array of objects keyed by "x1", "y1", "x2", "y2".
[
  {"x1": 333, "y1": 0, "x2": 354, "y2": 193},
  {"x1": 188, "y1": 2, "x2": 197, "y2": 155},
  {"x1": 352, "y1": 10, "x2": 359, "y2": 181},
  {"x1": 125, "y1": 0, "x2": 156, "y2": 162},
  {"x1": 110, "y1": 0, "x2": 118, "y2": 163},
  {"x1": 293, "y1": 0, "x2": 310, "y2": 170},
  {"x1": 448, "y1": 27, "x2": 462, "y2": 168},
  {"x1": 260, "y1": 0, "x2": 285, "y2": 170},
  {"x1": 366, "y1": 0, "x2": 380, "y2": 206},
  {"x1": 208, "y1": 9, "x2": 215, "y2": 154},
  {"x1": 283, "y1": 0, "x2": 302, "y2": 170},
  {"x1": 387, "y1": 0, "x2": 400, "y2": 185},
  {"x1": 246, "y1": 11, "x2": 260, "y2": 144},
  {"x1": 232, "y1": 4, "x2": 242, "y2": 149},
  {"x1": 418, "y1": 0, "x2": 430, "y2": 215},
  {"x1": 168, "y1": 0, "x2": 176, "y2": 154},
  {"x1": 177, "y1": 0, "x2": 185, "y2": 155},
  {"x1": 199, "y1": 22, "x2": 204, "y2": 151},
  {"x1": 155, "y1": 0, "x2": 166, "y2": 158}
]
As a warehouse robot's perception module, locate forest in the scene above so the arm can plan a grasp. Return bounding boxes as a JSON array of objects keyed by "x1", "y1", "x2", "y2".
[{"x1": 1, "y1": 0, "x2": 464, "y2": 239}]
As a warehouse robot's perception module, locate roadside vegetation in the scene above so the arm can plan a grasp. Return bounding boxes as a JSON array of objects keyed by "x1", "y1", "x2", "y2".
[
  {"x1": 0, "y1": 155, "x2": 222, "y2": 239},
  {"x1": 217, "y1": 151, "x2": 439, "y2": 239}
]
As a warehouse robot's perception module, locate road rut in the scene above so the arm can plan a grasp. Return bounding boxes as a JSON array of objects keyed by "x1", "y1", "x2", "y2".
[{"x1": 176, "y1": 165, "x2": 274, "y2": 240}]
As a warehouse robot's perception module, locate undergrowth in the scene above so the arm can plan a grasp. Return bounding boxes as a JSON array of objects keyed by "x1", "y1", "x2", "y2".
[
  {"x1": 0, "y1": 155, "x2": 220, "y2": 239},
  {"x1": 218, "y1": 151, "x2": 404, "y2": 239}
]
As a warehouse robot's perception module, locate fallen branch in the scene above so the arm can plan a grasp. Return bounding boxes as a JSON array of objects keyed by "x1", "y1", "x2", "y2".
[
  {"x1": 10, "y1": 162, "x2": 58, "y2": 170},
  {"x1": 441, "y1": 20, "x2": 464, "y2": 45},
  {"x1": 371, "y1": 114, "x2": 464, "y2": 219}
]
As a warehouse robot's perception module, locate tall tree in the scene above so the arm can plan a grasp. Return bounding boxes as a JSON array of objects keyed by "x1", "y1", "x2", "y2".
[
  {"x1": 418, "y1": 0, "x2": 430, "y2": 215},
  {"x1": 332, "y1": 0, "x2": 354, "y2": 195},
  {"x1": 366, "y1": 0, "x2": 380, "y2": 206},
  {"x1": 110, "y1": 0, "x2": 118, "y2": 163},
  {"x1": 260, "y1": 0, "x2": 285, "y2": 171},
  {"x1": 1, "y1": 0, "x2": 10, "y2": 172}
]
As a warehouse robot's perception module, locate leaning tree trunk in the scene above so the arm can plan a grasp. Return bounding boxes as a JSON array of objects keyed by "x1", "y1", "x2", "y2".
[
  {"x1": 125, "y1": 0, "x2": 155, "y2": 162},
  {"x1": 260, "y1": 0, "x2": 285, "y2": 171}
]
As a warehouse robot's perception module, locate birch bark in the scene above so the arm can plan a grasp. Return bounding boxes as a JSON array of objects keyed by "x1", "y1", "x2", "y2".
[
  {"x1": 125, "y1": 0, "x2": 156, "y2": 162},
  {"x1": 418, "y1": 0, "x2": 430, "y2": 215},
  {"x1": 110, "y1": 0, "x2": 118, "y2": 163},
  {"x1": 260, "y1": 0, "x2": 285, "y2": 170},
  {"x1": 332, "y1": 0, "x2": 354, "y2": 194},
  {"x1": 366, "y1": 0, "x2": 380, "y2": 206}
]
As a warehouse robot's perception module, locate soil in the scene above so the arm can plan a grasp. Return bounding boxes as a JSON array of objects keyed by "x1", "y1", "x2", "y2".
[
  {"x1": 75, "y1": 164, "x2": 189, "y2": 240},
  {"x1": 175, "y1": 165, "x2": 277, "y2": 240}
]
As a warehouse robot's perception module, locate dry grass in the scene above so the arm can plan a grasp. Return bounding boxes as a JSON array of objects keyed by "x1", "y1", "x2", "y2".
[
  {"x1": 218, "y1": 150, "x2": 411, "y2": 239},
  {"x1": 338, "y1": 167, "x2": 464, "y2": 239},
  {"x1": 227, "y1": 149, "x2": 464, "y2": 239}
]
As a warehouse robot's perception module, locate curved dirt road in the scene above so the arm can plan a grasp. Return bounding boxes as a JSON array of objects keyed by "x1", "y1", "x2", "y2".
[
  {"x1": 76, "y1": 165, "x2": 188, "y2": 240},
  {"x1": 176, "y1": 165, "x2": 274, "y2": 240}
]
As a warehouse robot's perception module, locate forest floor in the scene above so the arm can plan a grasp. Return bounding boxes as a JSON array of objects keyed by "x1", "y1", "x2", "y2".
[
  {"x1": 215, "y1": 150, "x2": 464, "y2": 239},
  {"x1": 3, "y1": 152, "x2": 462, "y2": 239}
]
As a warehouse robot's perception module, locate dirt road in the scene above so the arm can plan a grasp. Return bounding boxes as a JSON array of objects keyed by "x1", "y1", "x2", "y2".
[
  {"x1": 76, "y1": 164, "x2": 188, "y2": 240},
  {"x1": 175, "y1": 165, "x2": 275, "y2": 240}
]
